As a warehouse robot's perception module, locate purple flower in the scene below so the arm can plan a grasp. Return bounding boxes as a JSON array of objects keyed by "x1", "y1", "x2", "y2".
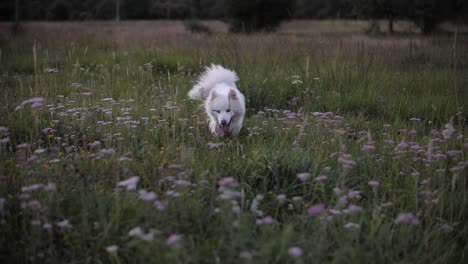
[
  {"x1": 15, "y1": 97, "x2": 45, "y2": 111},
  {"x1": 288, "y1": 247, "x2": 303, "y2": 258},
  {"x1": 166, "y1": 234, "x2": 183, "y2": 246},
  {"x1": 307, "y1": 203, "x2": 325, "y2": 216},
  {"x1": 361, "y1": 144, "x2": 375, "y2": 152}
]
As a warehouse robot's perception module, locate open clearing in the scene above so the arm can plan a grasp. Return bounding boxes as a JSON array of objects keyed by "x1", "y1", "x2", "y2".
[{"x1": 0, "y1": 21, "x2": 467, "y2": 263}]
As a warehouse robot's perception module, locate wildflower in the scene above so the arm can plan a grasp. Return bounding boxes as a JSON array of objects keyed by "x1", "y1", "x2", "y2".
[
  {"x1": 105, "y1": 245, "x2": 119, "y2": 253},
  {"x1": 276, "y1": 194, "x2": 287, "y2": 203},
  {"x1": 368, "y1": 180, "x2": 380, "y2": 187},
  {"x1": 256, "y1": 216, "x2": 275, "y2": 225},
  {"x1": 338, "y1": 153, "x2": 356, "y2": 170},
  {"x1": 21, "y1": 184, "x2": 44, "y2": 192},
  {"x1": 166, "y1": 234, "x2": 183, "y2": 246},
  {"x1": 394, "y1": 213, "x2": 420, "y2": 225},
  {"x1": 344, "y1": 222, "x2": 360, "y2": 229},
  {"x1": 314, "y1": 175, "x2": 328, "y2": 182},
  {"x1": 154, "y1": 200, "x2": 167, "y2": 211},
  {"x1": 15, "y1": 97, "x2": 44, "y2": 111},
  {"x1": 361, "y1": 144, "x2": 375, "y2": 152},
  {"x1": 219, "y1": 177, "x2": 237, "y2": 187},
  {"x1": 307, "y1": 203, "x2": 325, "y2": 216},
  {"x1": 56, "y1": 220, "x2": 73, "y2": 229},
  {"x1": 239, "y1": 251, "x2": 253, "y2": 260},
  {"x1": 138, "y1": 189, "x2": 157, "y2": 201},
  {"x1": 396, "y1": 141, "x2": 409, "y2": 149},
  {"x1": 128, "y1": 226, "x2": 143, "y2": 237},
  {"x1": 117, "y1": 176, "x2": 140, "y2": 191},
  {"x1": 297, "y1": 172, "x2": 311, "y2": 182},
  {"x1": 442, "y1": 122, "x2": 455, "y2": 139},
  {"x1": 342, "y1": 204, "x2": 363, "y2": 214},
  {"x1": 288, "y1": 247, "x2": 303, "y2": 258}
]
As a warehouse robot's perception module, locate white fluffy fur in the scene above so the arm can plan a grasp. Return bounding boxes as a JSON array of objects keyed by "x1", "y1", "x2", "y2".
[{"x1": 188, "y1": 64, "x2": 245, "y2": 137}]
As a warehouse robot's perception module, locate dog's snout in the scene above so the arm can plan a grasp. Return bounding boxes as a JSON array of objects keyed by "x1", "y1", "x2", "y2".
[{"x1": 220, "y1": 120, "x2": 227, "y2": 126}]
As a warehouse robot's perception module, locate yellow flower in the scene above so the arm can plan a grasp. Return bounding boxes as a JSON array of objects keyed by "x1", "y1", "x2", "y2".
[
  {"x1": 251, "y1": 150, "x2": 258, "y2": 156},
  {"x1": 151, "y1": 115, "x2": 158, "y2": 121},
  {"x1": 59, "y1": 152, "x2": 63, "y2": 157},
  {"x1": 48, "y1": 134, "x2": 54, "y2": 139},
  {"x1": 49, "y1": 122, "x2": 56, "y2": 128}
]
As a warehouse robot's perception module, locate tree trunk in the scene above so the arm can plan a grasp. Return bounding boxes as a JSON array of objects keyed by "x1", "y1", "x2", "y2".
[
  {"x1": 13, "y1": 0, "x2": 20, "y2": 33},
  {"x1": 115, "y1": 0, "x2": 120, "y2": 21},
  {"x1": 388, "y1": 15, "x2": 394, "y2": 34}
]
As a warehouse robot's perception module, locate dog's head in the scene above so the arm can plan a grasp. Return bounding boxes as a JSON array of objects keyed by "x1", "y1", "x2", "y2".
[{"x1": 207, "y1": 88, "x2": 240, "y2": 135}]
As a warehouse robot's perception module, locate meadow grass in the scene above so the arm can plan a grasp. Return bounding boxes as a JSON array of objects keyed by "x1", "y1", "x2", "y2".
[{"x1": 0, "y1": 21, "x2": 467, "y2": 263}]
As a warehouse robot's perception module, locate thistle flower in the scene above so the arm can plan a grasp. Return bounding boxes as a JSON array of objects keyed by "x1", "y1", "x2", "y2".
[{"x1": 307, "y1": 203, "x2": 325, "y2": 216}]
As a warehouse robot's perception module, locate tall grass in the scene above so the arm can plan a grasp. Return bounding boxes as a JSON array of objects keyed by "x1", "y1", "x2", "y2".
[{"x1": 0, "y1": 22, "x2": 467, "y2": 263}]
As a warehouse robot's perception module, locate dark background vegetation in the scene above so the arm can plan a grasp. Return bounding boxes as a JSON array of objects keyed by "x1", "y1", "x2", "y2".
[{"x1": 1, "y1": 0, "x2": 468, "y2": 33}]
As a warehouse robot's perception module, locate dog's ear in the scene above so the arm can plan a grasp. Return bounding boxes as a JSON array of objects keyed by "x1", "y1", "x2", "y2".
[
  {"x1": 211, "y1": 90, "x2": 217, "y2": 100},
  {"x1": 229, "y1": 89, "x2": 238, "y2": 100}
]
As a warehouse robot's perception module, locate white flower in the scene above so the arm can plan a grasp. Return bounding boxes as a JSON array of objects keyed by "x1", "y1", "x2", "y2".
[
  {"x1": 117, "y1": 176, "x2": 140, "y2": 191},
  {"x1": 296, "y1": 172, "x2": 311, "y2": 182},
  {"x1": 56, "y1": 220, "x2": 73, "y2": 229},
  {"x1": 105, "y1": 245, "x2": 119, "y2": 253}
]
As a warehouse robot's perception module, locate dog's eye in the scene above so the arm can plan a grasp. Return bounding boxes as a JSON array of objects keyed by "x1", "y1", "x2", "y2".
[{"x1": 226, "y1": 109, "x2": 231, "y2": 113}]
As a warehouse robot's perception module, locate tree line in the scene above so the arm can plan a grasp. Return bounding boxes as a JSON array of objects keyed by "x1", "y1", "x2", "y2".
[{"x1": 2, "y1": 0, "x2": 467, "y2": 34}]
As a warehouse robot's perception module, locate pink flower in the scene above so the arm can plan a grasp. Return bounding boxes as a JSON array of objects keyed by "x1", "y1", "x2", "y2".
[
  {"x1": 307, "y1": 203, "x2": 325, "y2": 216},
  {"x1": 288, "y1": 247, "x2": 303, "y2": 258}
]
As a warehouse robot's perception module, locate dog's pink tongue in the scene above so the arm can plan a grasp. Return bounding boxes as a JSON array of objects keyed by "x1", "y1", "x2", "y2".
[{"x1": 216, "y1": 126, "x2": 226, "y2": 135}]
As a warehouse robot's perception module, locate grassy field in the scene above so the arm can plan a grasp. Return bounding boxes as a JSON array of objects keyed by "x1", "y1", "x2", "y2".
[{"x1": 0, "y1": 21, "x2": 467, "y2": 263}]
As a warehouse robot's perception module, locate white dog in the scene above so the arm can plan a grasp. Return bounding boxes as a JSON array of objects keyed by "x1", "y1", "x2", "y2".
[{"x1": 188, "y1": 65, "x2": 245, "y2": 137}]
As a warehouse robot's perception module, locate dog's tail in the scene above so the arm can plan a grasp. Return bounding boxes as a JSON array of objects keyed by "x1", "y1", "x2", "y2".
[{"x1": 188, "y1": 64, "x2": 239, "y2": 100}]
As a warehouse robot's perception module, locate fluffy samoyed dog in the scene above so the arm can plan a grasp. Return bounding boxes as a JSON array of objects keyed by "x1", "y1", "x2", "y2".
[{"x1": 188, "y1": 65, "x2": 245, "y2": 137}]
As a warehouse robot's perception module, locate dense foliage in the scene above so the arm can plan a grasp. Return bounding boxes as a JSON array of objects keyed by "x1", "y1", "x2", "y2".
[{"x1": 2, "y1": 0, "x2": 467, "y2": 33}]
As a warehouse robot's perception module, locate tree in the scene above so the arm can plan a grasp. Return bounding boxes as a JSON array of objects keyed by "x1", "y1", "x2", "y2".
[
  {"x1": 225, "y1": 0, "x2": 296, "y2": 32},
  {"x1": 409, "y1": 0, "x2": 458, "y2": 34},
  {"x1": 353, "y1": 0, "x2": 406, "y2": 34}
]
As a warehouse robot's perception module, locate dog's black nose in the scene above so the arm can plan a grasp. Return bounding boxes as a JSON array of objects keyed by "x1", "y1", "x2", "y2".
[{"x1": 221, "y1": 120, "x2": 227, "y2": 126}]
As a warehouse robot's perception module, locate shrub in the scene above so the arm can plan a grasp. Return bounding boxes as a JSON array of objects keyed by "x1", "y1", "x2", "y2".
[{"x1": 226, "y1": 0, "x2": 296, "y2": 33}]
